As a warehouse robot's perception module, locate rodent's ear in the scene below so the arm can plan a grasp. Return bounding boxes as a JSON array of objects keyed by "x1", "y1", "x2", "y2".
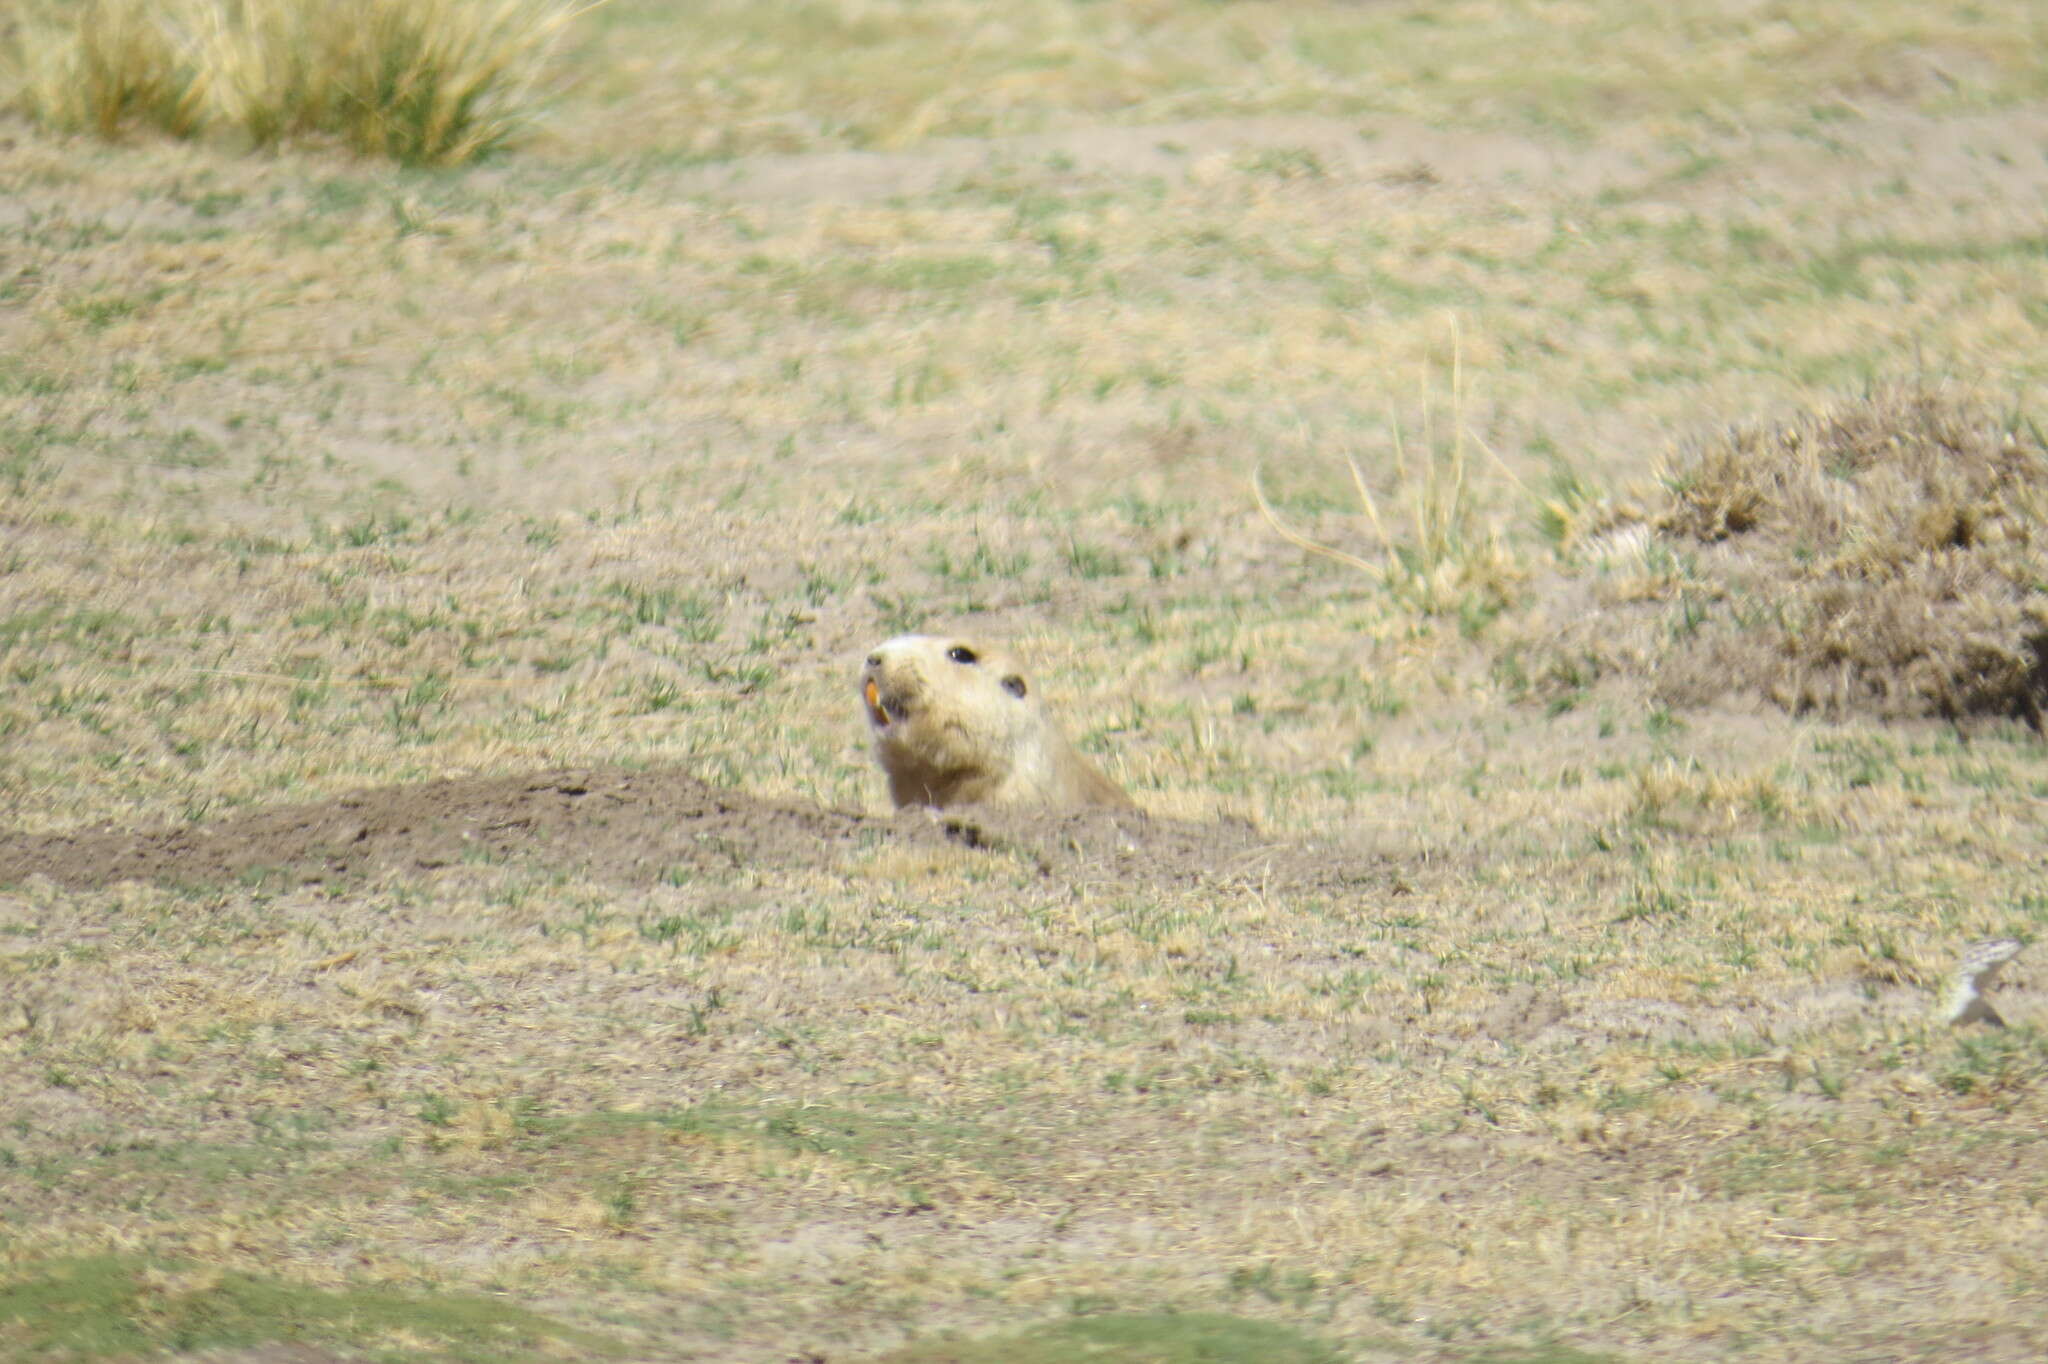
[{"x1": 1000, "y1": 674, "x2": 1028, "y2": 699}]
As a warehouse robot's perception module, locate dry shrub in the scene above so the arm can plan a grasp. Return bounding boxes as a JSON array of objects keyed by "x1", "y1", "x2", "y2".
[
  {"x1": 1526, "y1": 385, "x2": 2048, "y2": 725},
  {"x1": 4, "y1": 0, "x2": 580, "y2": 165}
]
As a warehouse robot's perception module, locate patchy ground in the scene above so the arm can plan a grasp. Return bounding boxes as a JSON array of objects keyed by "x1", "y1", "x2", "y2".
[{"x1": 5, "y1": 1, "x2": 2048, "y2": 1360}]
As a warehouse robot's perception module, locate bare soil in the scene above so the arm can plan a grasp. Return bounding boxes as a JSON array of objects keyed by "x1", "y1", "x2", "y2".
[{"x1": 0, "y1": 766, "x2": 1391, "y2": 897}]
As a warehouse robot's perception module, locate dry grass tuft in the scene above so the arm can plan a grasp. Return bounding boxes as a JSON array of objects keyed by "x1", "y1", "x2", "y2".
[
  {"x1": 1256, "y1": 351, "x2": 1522, "y2": 622},
  {"x1": 1529, "y1": 385, "x2": 2048, "y2": 723},
  {"x1": 4, "y1": 0, "x2": 580, "y2": 164},
  {"x1": 6, "y1": 0, "x2": 207, "y2": 139}
]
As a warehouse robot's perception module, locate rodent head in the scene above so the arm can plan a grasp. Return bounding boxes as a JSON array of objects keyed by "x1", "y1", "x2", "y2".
[{"x1": 860, "y1": 634, "x2": 1043, "y2": 803}]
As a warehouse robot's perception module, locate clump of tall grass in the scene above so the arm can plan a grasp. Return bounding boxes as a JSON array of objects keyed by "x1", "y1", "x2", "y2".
[
  {"x1": 1254, "y1": 345, "x2": 1522, "y2": 624},
  {"x1": 4, "y1": 0, "x2": 588, "y2": 165},
  {"x1": 6, "y1": 0, "x2": 208, "y2": 138}
]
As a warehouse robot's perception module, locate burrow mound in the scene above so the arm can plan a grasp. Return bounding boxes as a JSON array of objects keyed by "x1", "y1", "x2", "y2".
[
  {"x1": 0, "y1": 765, "x2": 1390, "y2": 896},
  {"x1": 1522, "y1": 384, "x2": 2048, "y2": 724}
]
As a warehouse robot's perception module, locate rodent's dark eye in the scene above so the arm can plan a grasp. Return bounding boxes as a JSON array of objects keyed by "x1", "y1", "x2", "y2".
[
  {"x1": 946, "y1": 645, "x2": 978, "y2": 665},
  {"x1": 1000, "y1": 674, "x2": 1027, "y2": 699}
]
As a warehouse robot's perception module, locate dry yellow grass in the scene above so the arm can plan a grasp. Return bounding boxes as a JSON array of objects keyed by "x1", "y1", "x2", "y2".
[
  {"x1": 3, "y1": 2, "x2": 2048, "y2": 1360},
  {"x1": 5, "y1": 0, "x2": 582, "y2": 163},
  {"x1": 6, "y1": 0, "x2": 208, "y2": 138}
]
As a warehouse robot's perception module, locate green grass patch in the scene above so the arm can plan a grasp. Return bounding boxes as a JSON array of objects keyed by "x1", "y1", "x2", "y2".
[
  {"x1": 875, "y1": 1311, "x2": 1353, "y2": 1364},
  {"x1": 0, "y1": 1255, "x2": 625, "y2": 1361}
]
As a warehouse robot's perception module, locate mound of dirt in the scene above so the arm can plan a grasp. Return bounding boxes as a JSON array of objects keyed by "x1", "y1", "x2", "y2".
[
  {"x1": 0, "y1": 765, "x2": 1390, "y2": 896},
  {"x1": 1523, "y1": 384, "x2": 2048, "y2": 724}
]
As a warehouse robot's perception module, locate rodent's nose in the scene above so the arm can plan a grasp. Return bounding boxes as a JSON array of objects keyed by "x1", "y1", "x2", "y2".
[{"x1": 865, "y1": 653, "x2": 882, "y2": 668}]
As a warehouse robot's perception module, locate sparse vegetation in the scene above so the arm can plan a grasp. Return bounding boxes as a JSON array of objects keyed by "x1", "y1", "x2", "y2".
[
  {"x1": 4, "y1": 2, "x2": 2048, "y2": 1361},
  {"x1": 1254, "y1": 347, "x2": 1521, "y2": 621}
]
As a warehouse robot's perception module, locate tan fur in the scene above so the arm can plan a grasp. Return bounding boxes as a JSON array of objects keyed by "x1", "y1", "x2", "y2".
[{"x1": 859, "y1": 634, "x2": 1133, "y2": 811}]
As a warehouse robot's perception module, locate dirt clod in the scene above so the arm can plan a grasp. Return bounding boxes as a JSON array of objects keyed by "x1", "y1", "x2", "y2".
[{"x1": 1524, "y1": 384, "x2": 2048, "y2": 724}]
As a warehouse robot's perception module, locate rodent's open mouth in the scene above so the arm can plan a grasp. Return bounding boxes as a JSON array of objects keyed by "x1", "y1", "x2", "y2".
[{"x1": 863, "y1": 678, "x2": 901, "y2": 729}]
